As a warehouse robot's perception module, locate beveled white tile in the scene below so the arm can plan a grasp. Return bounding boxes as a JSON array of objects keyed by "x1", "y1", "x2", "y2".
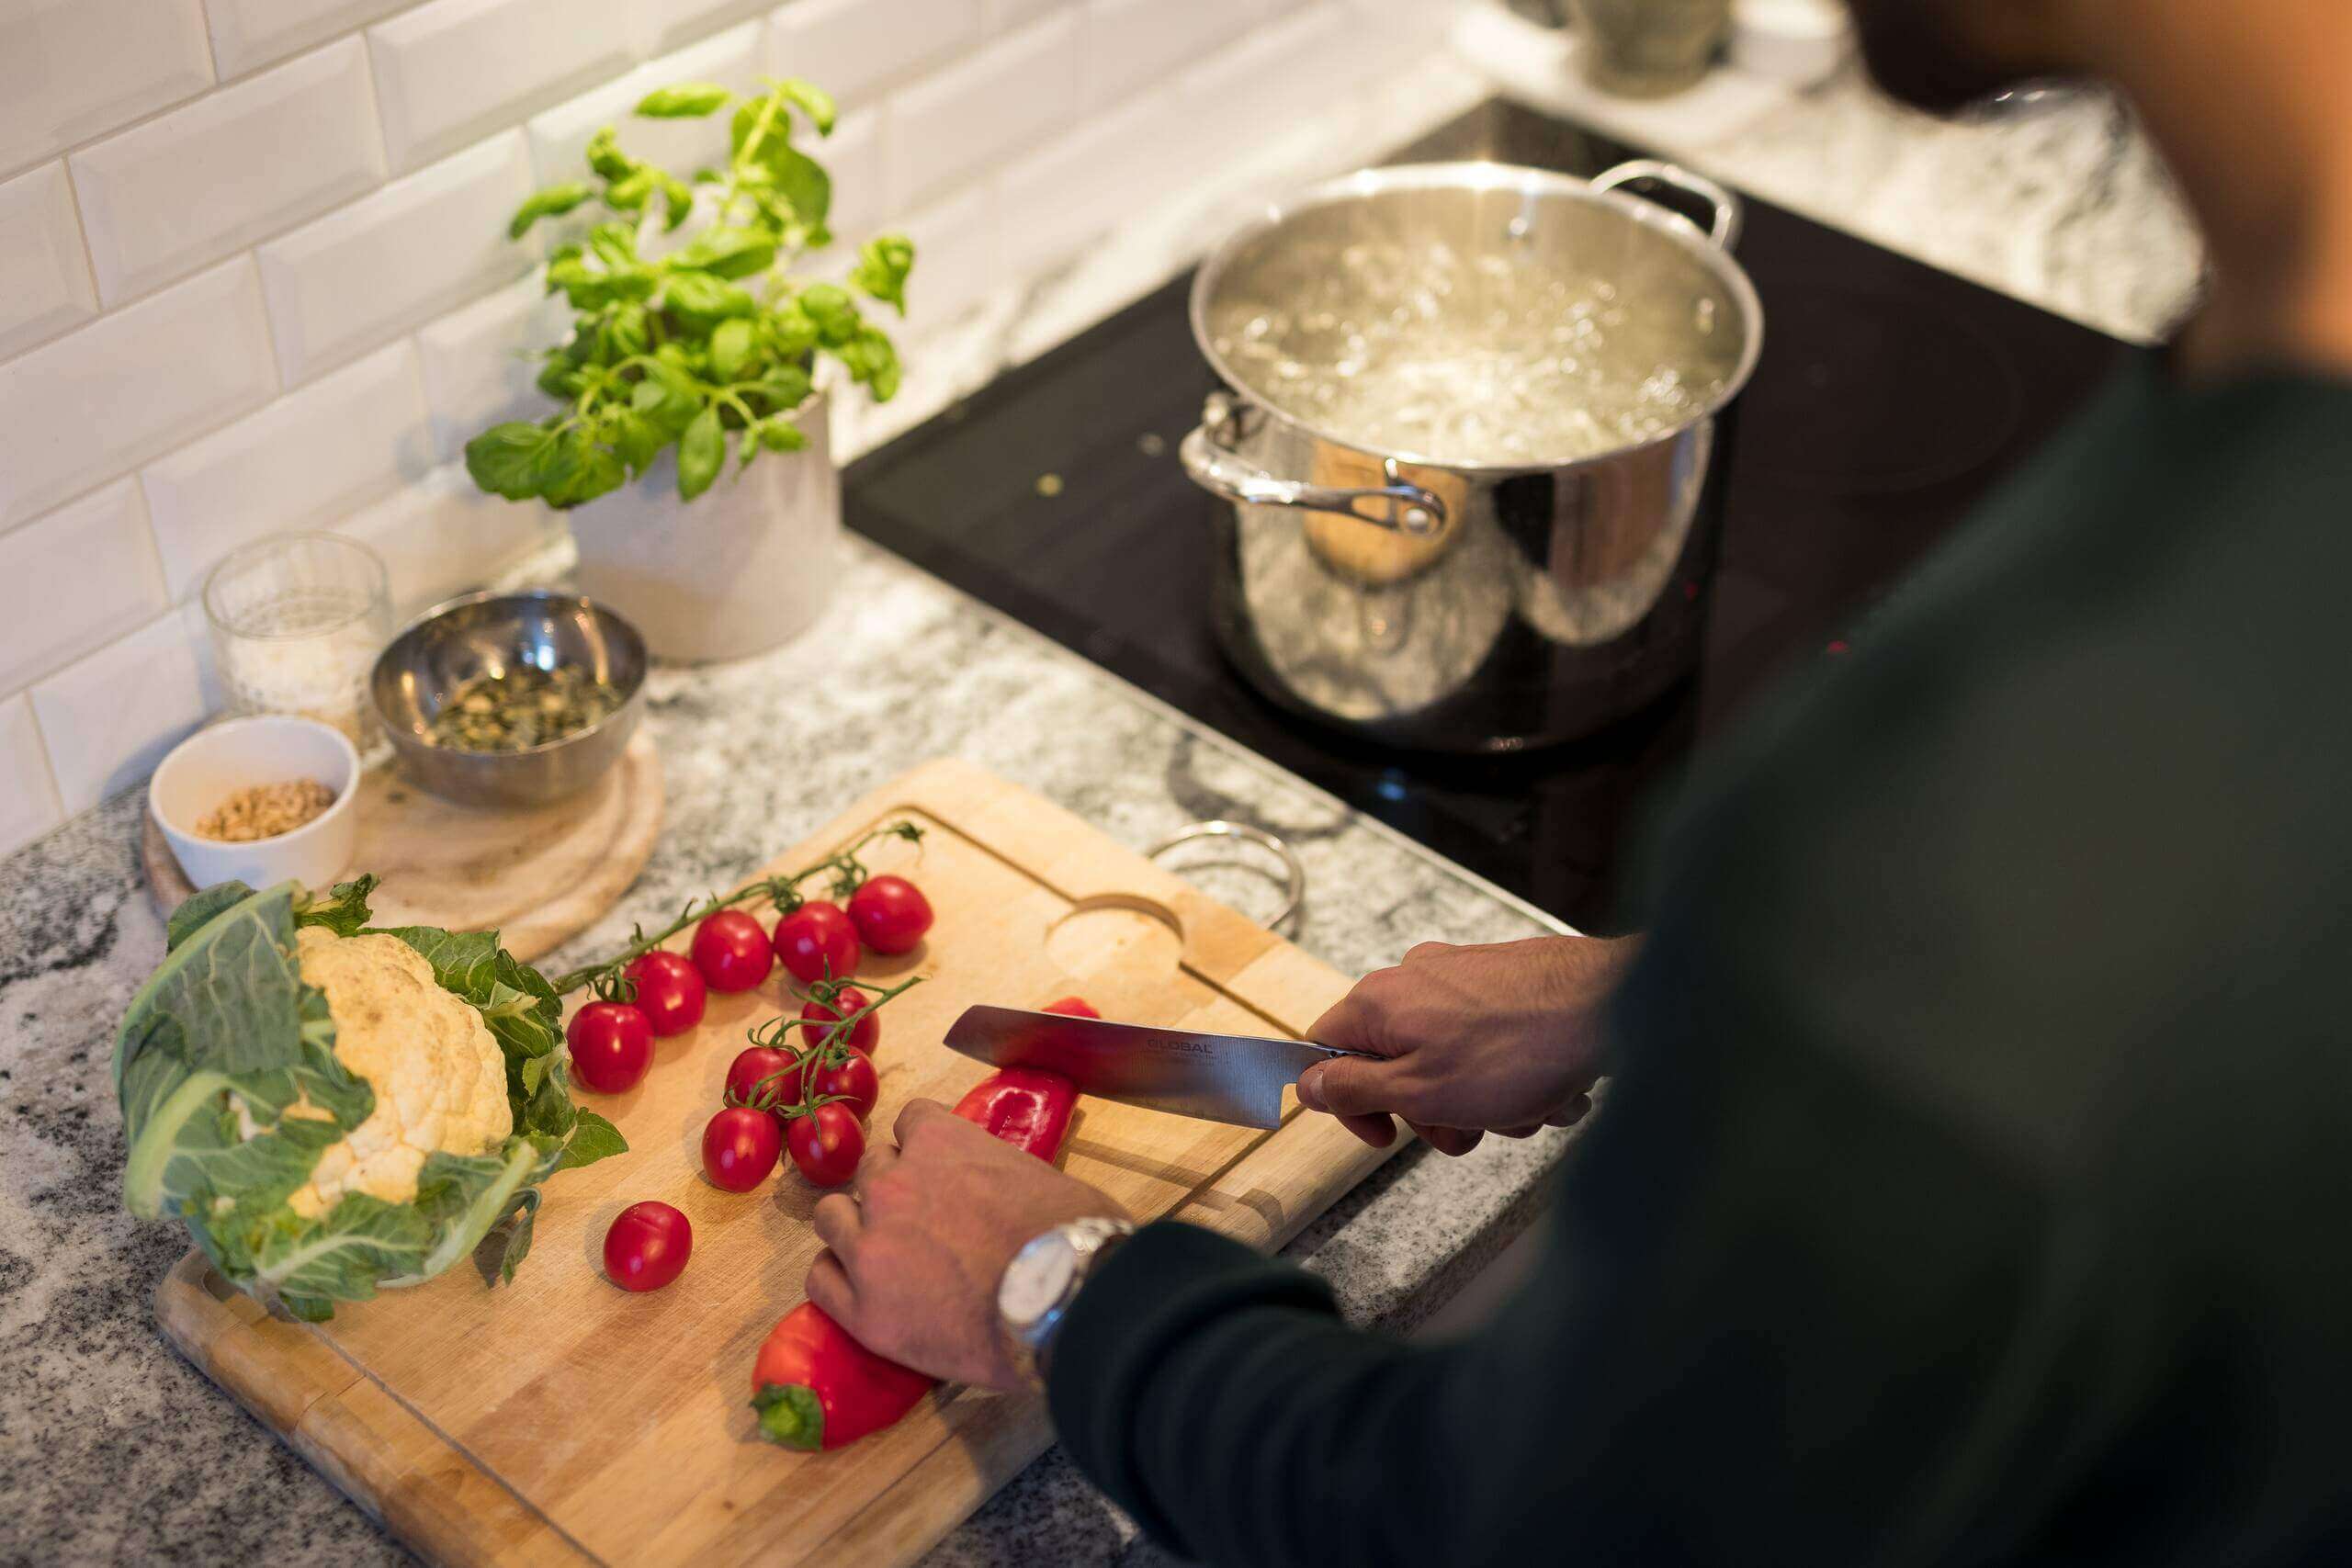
[
  {"x1": 637, "y1": 0, "x2": 776, "y2": 56},
  {"x1": 815, "y1": 106, "x2": 885, "y2": 247},
  {"x1": 0, "y1": 162, "x2": 97, "y2": 359},
  {"x1": 368, "y1": 0, "x2": 638, "y2": 172},
  {"x1": 0, "y1": 259, "x2": 277, "y2": 534},
  {"x1": 886, "y1": 7, "x2": 1079, "y2": 209},
  {"x1": 256, "y1": 130, "x2": 541, "y2": 386},
  {"x1": 0, "y1": 482, "x2": 170, "y2": 696},
  {"x1": 71, "y1": 39, "x2": 388, "y2": 306},
  {"x1": 205, "y1": 0, "x2": 411, "y2": 78},
  {"x1": 141, "y1": 342, "x2": 434, "y2": 598},
  {"x1": 769, "y1": 0, "x2": 983, "y2": 111},
  {"x1": 527, "y1": 20, "x2": 764, "y2": 190},
  {"x1": 997, "y1": 85, "x2": 1189, "y2": 279},
  {"x1": 1178, "y1": 0, "x2": 1344, "y2": 153},
  {"x1": 1082, "y1": 0, "x2": 1239, "y2": 111},
  {"x1": 982, "y1": 0, "x2": 1066, "y2": 31},
  {"x1": 415, "y1": 272, "x2": 575, "y2": 464},
  {"x1": 0, "y1": 0, "x2": 213, "y2": 175},
  {"x1": 340, "y1": 465, "x2": 560, "y2": 616},
  {"x1": 0, "y1": 695, "x2": 64, "y2": 857},
  {"x1": 893, "y1": 185, "x2": 999, "y2": 341},
  {"x1": 29, "y1": 612, "x2": 210, "y2": 814}
]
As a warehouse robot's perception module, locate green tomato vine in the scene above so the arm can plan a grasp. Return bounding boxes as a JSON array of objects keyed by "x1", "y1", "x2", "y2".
[{"x1": 465, "y1": 76, "x2": 914, "y2": 511}]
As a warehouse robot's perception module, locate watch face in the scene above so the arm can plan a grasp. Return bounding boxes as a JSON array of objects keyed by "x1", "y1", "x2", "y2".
[{"x1": 1000, "y1": 1234, "x2": 1076, "y2": 1325}]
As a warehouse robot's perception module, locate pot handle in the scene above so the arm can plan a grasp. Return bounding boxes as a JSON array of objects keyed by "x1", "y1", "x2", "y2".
[
  {"x1": 1180, "y1": 394, "x2": 1448, "y2": 534},
  {"x1": 1589, "y1": 159, "x2": 1743, "y2": 250}
]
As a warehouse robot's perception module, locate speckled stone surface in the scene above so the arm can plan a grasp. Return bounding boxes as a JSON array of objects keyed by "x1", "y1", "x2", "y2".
[{"x1": 0, "y1": 32, "x2": 2202, "y2": 1567}]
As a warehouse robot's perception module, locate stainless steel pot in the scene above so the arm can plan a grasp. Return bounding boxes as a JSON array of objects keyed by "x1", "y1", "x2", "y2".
[{"x1": 1182, "y1": 159, "x2": 1764, "y2": 752}]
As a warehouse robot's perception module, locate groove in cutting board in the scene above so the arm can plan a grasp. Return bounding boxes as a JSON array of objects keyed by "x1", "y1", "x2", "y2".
[{"x1": 155, "y1": 758, "x2": 1399, "y2": 1567}]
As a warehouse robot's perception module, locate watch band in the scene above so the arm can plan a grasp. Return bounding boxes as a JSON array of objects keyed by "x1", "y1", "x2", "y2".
[{"x1": 1001, "y1": 1215, "x2": 1135, "y2": 1388}]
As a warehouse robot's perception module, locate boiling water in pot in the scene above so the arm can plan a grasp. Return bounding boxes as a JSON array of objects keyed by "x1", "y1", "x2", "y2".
[{"x1": 1207, "y1": 239, "x2": 1736, "y2": 468}]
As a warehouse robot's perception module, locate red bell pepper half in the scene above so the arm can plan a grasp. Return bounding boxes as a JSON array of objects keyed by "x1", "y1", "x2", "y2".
[{"x1": 751, "y1": 999, "x2": 1091, "y2": 1450}]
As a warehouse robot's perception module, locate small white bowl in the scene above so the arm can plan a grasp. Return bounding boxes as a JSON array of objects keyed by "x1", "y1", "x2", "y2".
[{"x1": 150, "y1": 716, "x2": 361, "y2": 893}]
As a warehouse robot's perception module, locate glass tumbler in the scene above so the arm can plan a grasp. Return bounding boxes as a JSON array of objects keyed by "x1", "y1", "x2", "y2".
[
  {"x1": 202, "y1": 532, "x2": 393, "y2": 753},
  {"x1": 1569, "y1": 0, "x2": 1731, "y2": 97}
]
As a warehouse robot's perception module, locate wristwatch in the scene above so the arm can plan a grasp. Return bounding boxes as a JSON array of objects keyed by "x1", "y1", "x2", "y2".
[{"x1": 998, "y1": 1215, "x2": 1136, "y2": 1387}]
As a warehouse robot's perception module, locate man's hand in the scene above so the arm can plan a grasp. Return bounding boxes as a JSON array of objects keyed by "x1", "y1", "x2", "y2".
[
  {"x1": 1298, "y1": 935, "x2": 1634, "y2": 1156},
  {"x1": 805, "y1": 1099, "x2": 1130, "y2": 1392}
]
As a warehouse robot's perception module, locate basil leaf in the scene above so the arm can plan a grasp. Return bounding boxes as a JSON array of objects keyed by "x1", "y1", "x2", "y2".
[
  {"x1": 587, "y1": 221, "x2": 639, "y2": 268},
  {"x1": 635, "y1": 82, "x2": 732, "y2": 118},
  {"x1": 759, "y1": 419, "x2": 809, "y2": 453},
  {"x1": 774, "y1": 78, "x2": 838, "y2": 136},
  {"x1": 662, "y1": 173, "x2": 695, "y2": 231},
  {"x1": 850, "y1": 233, "x2": 914, "y2": 317},
  {"x1": 678, "y1": 406, "x2": 724, "y2": 501},
  {"x1": 798, "y1": 283, "x2": 859, "y2": 347},
  {"x1": 664, "y1": 271, "x2": 756, "y2": 326},
  {"x1": 709, "y1": 317, "x2": 755, "y2": 382},
  {"x1": 584, "y1": 126, "x2": 638, "y2": 182},
  {"x1": 765, "y1": 146, "x2": 831, "y2": 228},
  {"x1": 465, "y1": 423, "x2": 562, "y2": 501},
  {"x1": 509, "y1": 181, "x2": 594, "y2": 240},
  {"x1": 672, "y1": 226, "x2": 775, "y2": 280}
]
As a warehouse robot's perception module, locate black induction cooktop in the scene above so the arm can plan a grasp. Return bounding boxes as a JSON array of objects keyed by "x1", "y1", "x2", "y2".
[{"x1": 842, "y1": 98, "x2": 2131, "y2": 932}]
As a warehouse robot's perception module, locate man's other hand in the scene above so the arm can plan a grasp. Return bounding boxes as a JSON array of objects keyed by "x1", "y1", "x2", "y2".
[
  {"x1": 1297, "y1": 935, "x2": 1633, "y2": 1156},
  {"x1": 806, "y1": 1100, "x2": 1130, "y2": 1392}
]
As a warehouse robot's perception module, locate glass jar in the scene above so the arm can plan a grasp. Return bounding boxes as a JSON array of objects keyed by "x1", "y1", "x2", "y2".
[
  {"x1": 1569, "y1": 0, "x2": 1731, "y2": 97},
  {"x1": 202, "y1": 532, "x2": 392, "y2": 753}
]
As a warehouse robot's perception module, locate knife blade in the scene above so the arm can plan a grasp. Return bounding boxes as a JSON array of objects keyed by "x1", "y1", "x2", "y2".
[{"x1": 943, "y1": 1005, "x2": 1373, "y2": 1130}]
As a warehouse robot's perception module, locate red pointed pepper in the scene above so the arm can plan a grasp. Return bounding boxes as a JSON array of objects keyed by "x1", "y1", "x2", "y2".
[{"x1": 751, "y1": 998, "x2": 1091, "y2": 1450}]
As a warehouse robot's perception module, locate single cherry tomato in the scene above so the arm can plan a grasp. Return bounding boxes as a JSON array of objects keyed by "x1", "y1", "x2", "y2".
[
  {"x1": 774, "y1": 901, "x2": 859, "y2": 985},
  {"x1": 809, "y1": 1045, "x2": 879, "y2": 1122},
  {"x1": 691, "y1": 908, "x2": 775, "y2": 993},
  {"x1": 726, "y1": 1043, "x2": 803, "y2": 1113},
  {"x1": 704, "y1": 1106, "x2": 783, "y2": 1191},
  {"x1": 605, "y1": 1201, "x2": 692, "y2": 1292},
  {"x1": 624, "y1": 950, "x2": 707, "y2": 1038},
  {"x1": 566, "y1": 1001, "x2": 654, "y2": 1093},
  {"x1": 800, "y1": 983, "x2": 878, "y2": 1054},
  {"x1": 1040, "y1": 996, "x2": 1100, "y2": 1019},
  {"x1": 846, "y1": 874, "x2": 933, "y2": 955},
  {"x1": 786, "y1": 1101, "x2": 865, "y2": 1188}
]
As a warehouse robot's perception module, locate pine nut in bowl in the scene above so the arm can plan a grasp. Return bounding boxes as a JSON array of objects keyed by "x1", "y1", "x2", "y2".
[
  {"x1": 149, "y1": 716, "x2": 361, "y2": 891},
  {"x1": 369, "y1": 590, "x2": 648, "y2": 810}
]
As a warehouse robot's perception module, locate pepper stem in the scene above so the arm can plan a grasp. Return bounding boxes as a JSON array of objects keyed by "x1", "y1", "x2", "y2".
[{"x1": 752, "y1": 1382, "x2": 825, "y2": 1450}]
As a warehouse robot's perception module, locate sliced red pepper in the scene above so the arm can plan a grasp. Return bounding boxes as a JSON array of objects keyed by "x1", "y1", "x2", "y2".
[
  {"x1": 1040, "y1": 995, "x2": 1101, "y2": 1019},
  {"x1": 752, "y1": 1009, "x2": 1086, "y2": 1450},
  {"x1": 750, "y1": 1301, "x2": 935, "y2": 1450}
]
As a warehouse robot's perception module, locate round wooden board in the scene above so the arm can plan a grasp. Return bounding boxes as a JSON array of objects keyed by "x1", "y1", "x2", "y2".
[{"x1": 142, "y1": 731, "x2": 663, "y2": 963}]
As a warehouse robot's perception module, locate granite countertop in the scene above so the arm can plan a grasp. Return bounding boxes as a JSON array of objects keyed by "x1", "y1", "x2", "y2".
[{"x1": 0, "y1": 38, "x2": 2202, "y2": 1568}]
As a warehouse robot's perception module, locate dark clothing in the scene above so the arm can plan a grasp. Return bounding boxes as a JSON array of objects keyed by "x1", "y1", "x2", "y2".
[{"x1": 1047, "y1": 358, "x2": 2352, "y2": 1566}]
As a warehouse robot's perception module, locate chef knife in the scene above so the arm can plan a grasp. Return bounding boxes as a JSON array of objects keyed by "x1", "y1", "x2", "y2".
[{"x1": 943, "y1": 1005, "x2": 1375, "y2": 1130}]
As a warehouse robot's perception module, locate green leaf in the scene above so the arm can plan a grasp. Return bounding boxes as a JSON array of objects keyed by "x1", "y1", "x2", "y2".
[
  {"x1": 672, "y1": 226, "x2": 776, "y2": 280},
  {"x1": 537, "y1": 359, "x2": 586, "y2": 400},
  {"x1": 836, "y1": 324, "x2": 901, "y2": 402},
  {"x1": 584, "y1": 126, "x2": 638, "y2": 182},
  {"x1": 293, "y1": 875, "x2": 378, "y2": 938},
  {"x1": 661, "y1": 174, "x2": 695, "y2": 231},
  {"x1": 678, "y1": 406, "x2": 725, "y2": 501},
  {"x1": 605, "y1": 167, "x2": 658, "y2": 212},
  {"x1": 613, "y1": 408, "x2": 664, "y2": 474},
  {"x1": 774, "y1": 78, "x2": 838, "y2": 136},
  {"x1": 608, "y1": 302, "x2": 650, "y2": 358},
  {"x1": 758, "y1": 419, "x2": 810, "y2": 453},
  {"x1": 465, "y1": 423, "x2": 562, "y2": 501},
  {"x1": 765, "y1": 146, "x2": 831, "y2": 228},
  {"x1": 542, "y1": 432, "x2": 626, "y2": 510},
  {"x1": 509, "y1": 181, "x2": 594, "y2": 240},
  {"x1": 587, "y1": 221, "x2": 639, "y2": 268},
  {"x1": 635, "y1": 82, "x2": 732, "y2": 118},
  {"x1": 663, "y1": 271, "x2": 756, "y2": 326},
  {"x1": 762, "y1": 299, "x2": 818, "y2": 360},
  {"x1": 558, "y1": 1110, "x2": 628, "y2": 1171},
  {"x1": 850, "y1": 233, "x2": 914, "y2": 317},
  {"x1": 708, "y1": 317, "x2": 755, "y2": 381},
  {"x1": 798, "y1": 283, "x2": 859, "y2": 347},
  {"x1": 754, "y1": 363, "x2": 813, "y2": 411},
  {"x1": 166, "y1": 881, "x2": 256, "y2": 952}
]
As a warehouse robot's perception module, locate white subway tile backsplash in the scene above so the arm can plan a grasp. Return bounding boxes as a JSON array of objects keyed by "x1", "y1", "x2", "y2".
[
  {"x1": 818, "y1": 107, "x2": 885, "y2": 245},
  {"x1": 0, "y1": 0, "x2": 213, "y2": 176},
  {"x1": 71, "y1": 39, "x2": 388, "y2": 307},
  {"x1": 205, "y1": 0, "x2": 411, "y2": 79},
  {"x1": 894, "y1": 186, "x2": 1000, "y2": 341},
  {"x1": 639, "y1": 0, "x2": 776, "y2": 56},
  {"x1": 982, "y1": 0, "x2": 1067, "y2": 32},
  {"x1": 1179, "y1": 1, "x2": 1344, "y2": 154},
  {"x1": 256, "y1": 130, "x2": 539, "y2": 386},
  {"x1": 0, "y1": 483, "x2": 169, "y2": 697},
  {"x1": 0, "y1": 696, "x2": 64, "y2": 857},
  {"x1": 527, "y1": 21, "x2": 764, "y2": 191},
  {"x1": 1083, "y1": 0, "x2": 1238, "y2": 111},
  {"x1": 0, "y1": 163, "x2": 97, "y2": 359},
  {"x1": 368, "y1": 0, "x2": 638, "y2": 172},
  {"x1": 416, "y1": 272, "x2": 573, "y2": 464},
  {"x1": 0, "y1": 259, "x2": 276, "y2": 534},
  {"x1": 29, "y1": 612, "x2": 209, "y2": 814},
  {"x1": 997, "y1": 86, "x2": 1189, "y2": 280},
  {"x1": 141, "y1": 343, "x2": 434, "y2": 598},
  {"x1": 341, "y1": 464, "x2": 558, "y2": 616},
  {"x1": 770, "y1": 0, "x2": 983, "y2": 111},
  {"x1": 886, "y1": 8, "x2": 1079, "y2": 209}
]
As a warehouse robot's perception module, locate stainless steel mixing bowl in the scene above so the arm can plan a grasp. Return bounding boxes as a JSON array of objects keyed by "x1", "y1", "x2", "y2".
[{"x1": 369, "y1": 590, "x2": 648, "y2": 808}]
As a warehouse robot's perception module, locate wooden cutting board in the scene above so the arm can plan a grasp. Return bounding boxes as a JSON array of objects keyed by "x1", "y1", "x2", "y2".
[
  {"x1": 141, "y1": 731, "x2": 663, "y2": 963},
  {"x1": 154, "y1": 757, "x2": 1397, "y2": 1567}
]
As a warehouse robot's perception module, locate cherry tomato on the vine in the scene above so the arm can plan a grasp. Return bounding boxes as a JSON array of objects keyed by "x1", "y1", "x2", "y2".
[
  {"x1": 691, "y1": 908, "x2": 775, "y2": 994},
  {"x1": 624, "y1": 950, "x2": 707, "y2": 1037},
  {"x1": 800, "y1": 984, "x2": 878, "y2": 1054},
  {"x1": 774, "y1": 901, "x2": 859, "y2": 986},
  {"x1": 786, "y1": 1102, "x2": 865, "y2": 1188},
  {"x1": 809, "y1": 1046, "x2": 879, "y2": 1122},
  {"x1": 725, "y1": 1044, "x2": 803, "y2": 1113},
  {"x1": 605, "y1": 1201, "x2": 692, "y2": 1292},
  {"x1": 847, "y1": 875, "x2": 933, "y2": 955},
  {"x1": 704, "y1": 1106, "x2": 783, "y2": 1192},
  {"x1": 566, "y1": 1001, "x2": 653, "y2": 1093}
]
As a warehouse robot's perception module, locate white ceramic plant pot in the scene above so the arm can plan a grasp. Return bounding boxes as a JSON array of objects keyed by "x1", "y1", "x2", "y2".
[{"x1": 565, "y1": 389, "x2": 840, "y2": 663}]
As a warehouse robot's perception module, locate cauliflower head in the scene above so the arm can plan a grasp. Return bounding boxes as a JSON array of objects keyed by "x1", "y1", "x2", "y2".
[{"x1": 285, "y1": 927, "x2": 514, "y2": 1218}]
